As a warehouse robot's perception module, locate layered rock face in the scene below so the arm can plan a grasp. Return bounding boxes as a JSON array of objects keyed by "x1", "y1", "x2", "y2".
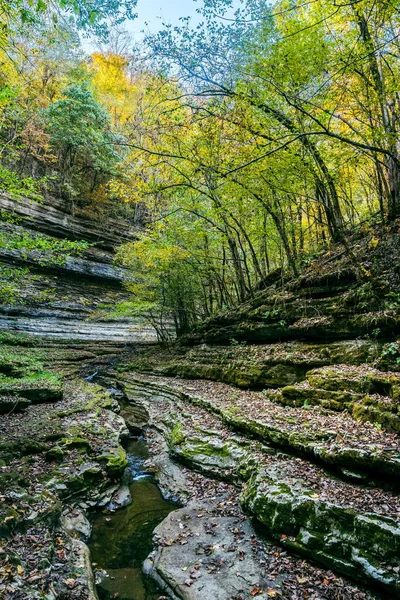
[
  {"x1": 0, "y1": 193, "x2": 136, "y2": 250},
  {"x1": 0, "y1": 193, "x2": 156, "y2": 341}
]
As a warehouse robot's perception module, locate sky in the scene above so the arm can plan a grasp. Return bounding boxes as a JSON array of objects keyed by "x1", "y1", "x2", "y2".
[
  {"x1": 130, "y1": 0, "x2": 203, "y2": 36},
  {"x1": 82, "y1": 0, "x2": 241, "y2": 52}
]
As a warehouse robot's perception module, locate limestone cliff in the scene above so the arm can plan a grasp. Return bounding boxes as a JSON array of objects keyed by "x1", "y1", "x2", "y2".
[{"x1": 0, "y1": 193, "x2": 156, "y2": 341}]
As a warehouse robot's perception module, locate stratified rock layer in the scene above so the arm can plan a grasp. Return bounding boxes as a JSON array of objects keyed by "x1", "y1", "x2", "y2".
[{"x1": 0, "y1": 193, "x2": 158, "y2": 342}]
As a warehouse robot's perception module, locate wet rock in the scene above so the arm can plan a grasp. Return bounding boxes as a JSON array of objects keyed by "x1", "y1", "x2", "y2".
[
  {"x1": 98, "y1": 445, "x2": 128, "y2": 475},
  {"x1": 61, "y1": 508, "x2": 92, "y2": 541},
  {"x1": 145, "y1": 434, "x2": 191, "y2": 502},
  {"x1": 120, "y1": 403, "x2": 149, "y2": 433},
  {"x1": 66, "y1": 538, "x2": 99, "y2": 600},
  {"x1": 107, "y1": 485, "x2": 132, "y2": 511},
  {"x1": 144, "y1": 502, "x2": 284, "y2": 600}
]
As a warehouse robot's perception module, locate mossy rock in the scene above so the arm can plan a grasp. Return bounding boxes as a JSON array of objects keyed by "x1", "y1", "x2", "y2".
[
  {"x1": 352, "y1": 403, "x2": 400, "y2": 433},
  {"x1": 240, "y1": 469, "x2": 400, "y2": 594},
  {"x1": 306, "y1": 364, "x2": 400, "y2": 396},
  {"x1": 0, "y1": 438, "x2": 49, "y2": 458},
  {"x1": 45, "y1": 446, "x2": 65, "y2": 462},
  {"x1": 169, "y1": 429, "x2": 249, "y2": 481},
  {"x1": 0, "y1": 377, "x2": 63, "y2": 403},
  {"x1": 63, "y1": 437, "x2": 92, "y2": 452},
  {"x1": 0, "y1": 394, "x2": 31, "y2": 413},
  {"x1": 280, "y1": 384, "x2": 361, "y2": 409},
  {"x1": 99, "y1": 445, "x2": 128, "y2": 475}
]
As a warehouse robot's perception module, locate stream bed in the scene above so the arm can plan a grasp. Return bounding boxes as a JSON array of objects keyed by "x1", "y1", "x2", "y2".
[{"x1": 88, "y1": 437, "x2": 176, "y2": 600}]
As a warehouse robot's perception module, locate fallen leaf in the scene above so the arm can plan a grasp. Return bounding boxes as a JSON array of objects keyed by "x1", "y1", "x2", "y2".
[{"x1": 251, "y1": 589, "x2": 263, "y2": 596}]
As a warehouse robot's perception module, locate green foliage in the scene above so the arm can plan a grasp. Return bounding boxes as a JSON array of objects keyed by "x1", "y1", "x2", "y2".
[
  {"x1": 0, "y1": 167, "x2": 47, "y2": 202},
  {"x1": 380, "y1": 342, "x2": 400, "y2": 365},
  {"x1": 1, "y1": 0, "x2": 400, "y2": 326},
  {"x1": 0, "y1": 0, "x2": 137, "y2": 38},
  {"x1": 44, "y1": 83, "x2": 120, "y2": 174}
]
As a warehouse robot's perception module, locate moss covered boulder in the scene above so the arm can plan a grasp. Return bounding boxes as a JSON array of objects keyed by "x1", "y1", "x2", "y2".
[
  {"x1": 240, "y1": 468, "x2": 400, "y2": 595},
  {"x1": 0, "y1": 394, "x2": 31, "y2": 413},
  {"x1": 0, "y1": 376, "x2": 63, "y2": 403}
]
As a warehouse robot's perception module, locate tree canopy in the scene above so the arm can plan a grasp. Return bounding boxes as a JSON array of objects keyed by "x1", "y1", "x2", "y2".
[{"x1": 0, "y1": 0, "x2": 399, "y2": 338}]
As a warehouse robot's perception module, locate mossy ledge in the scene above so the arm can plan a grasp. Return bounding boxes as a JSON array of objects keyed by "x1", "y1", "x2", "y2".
[
  {"x1": 241, "y1": 469, "x2": 400, "y2": 595},
  {"x1": 119, "y1": 373, "x2": 400, "y2": 596},
  {"x1": 118, "y1": 375, "x2": 400, "y2": 479}
]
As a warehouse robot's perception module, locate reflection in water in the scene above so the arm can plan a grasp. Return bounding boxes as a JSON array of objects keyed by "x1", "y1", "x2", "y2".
[{"x1": 89, "y1": 438, "x2": 176, "y2": 600}]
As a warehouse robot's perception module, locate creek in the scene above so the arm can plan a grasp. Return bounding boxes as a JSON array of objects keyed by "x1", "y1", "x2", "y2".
[{"x1": 88, "y1": 436, "x2": 176, "y2": 600}]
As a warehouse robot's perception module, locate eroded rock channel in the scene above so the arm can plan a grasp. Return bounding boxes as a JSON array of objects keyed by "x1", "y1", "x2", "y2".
[
  {"x1": 89, "y1": 436, "x2": 176, "y2": 600},
  {"x1": 1, "y1": 332, "x2": 399, "y2": 599}
]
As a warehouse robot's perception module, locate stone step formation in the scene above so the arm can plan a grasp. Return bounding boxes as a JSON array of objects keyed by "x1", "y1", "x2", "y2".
[
  {"x1": 1, "y1": 331, "x2": 398, "y2": 600},
  {"x1": 115, "y1": 371, "x2": 400, "y2": 597}
]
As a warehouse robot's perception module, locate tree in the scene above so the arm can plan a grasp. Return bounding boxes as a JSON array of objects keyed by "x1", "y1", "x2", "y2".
[
  {"x1": 44, "y1": 83, "x2": 120, "y2": 204},
  {"x1": 0, "y1": 0, "x2": 137, "y2": 41}
]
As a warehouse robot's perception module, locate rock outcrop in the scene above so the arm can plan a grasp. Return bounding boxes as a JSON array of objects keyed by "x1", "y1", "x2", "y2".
[
  {"x1": 112, "y1": 370, "x2": 399, "y2": 597},
  {"x1": 0, "y1": 193, "x2": 157, "y2": 342}
]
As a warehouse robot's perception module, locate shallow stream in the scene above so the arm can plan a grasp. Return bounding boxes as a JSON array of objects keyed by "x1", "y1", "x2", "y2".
[{"x1": 89, "y1": 437, "x2": 176, "y2": 600}]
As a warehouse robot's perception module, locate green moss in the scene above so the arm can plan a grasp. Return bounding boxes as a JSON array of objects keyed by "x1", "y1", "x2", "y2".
[
  {"x1": 0, "y1": 375, "x2": 62, "y2": 402},
  {"x1": 100, "y1": 445, "x2": 128, "y2": 474},
  {"x1": 182, "y1": 439, "x2": 232, "y2": 459},
  {"x1": 169, "y1": 422, "x2": 185, "y2": 446},
  {"x1": 63, "y1": 437, "x2": 92, "y2": 452},
  {"x1": 237, "y1": 455, "x2": 260, "y2": 481}
]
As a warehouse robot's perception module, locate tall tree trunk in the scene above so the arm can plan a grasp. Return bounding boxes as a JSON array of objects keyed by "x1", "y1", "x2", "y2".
[{"x1": 356, "y1": 10, "x2": 400, "y2": 220}]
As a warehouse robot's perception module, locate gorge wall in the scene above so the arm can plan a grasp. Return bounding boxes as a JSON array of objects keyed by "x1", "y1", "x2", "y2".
[{"x1": 0, "y1": 193, "x2": 157, "y2": 341}]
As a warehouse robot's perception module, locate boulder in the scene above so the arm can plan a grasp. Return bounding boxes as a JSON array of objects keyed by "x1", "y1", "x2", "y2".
[
  {"x1": 0, "y1": 394, "x2": 31, "y2": 413},
  {"x1": 144, "y1": 503, "x2": 281, "y2": 600}
]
